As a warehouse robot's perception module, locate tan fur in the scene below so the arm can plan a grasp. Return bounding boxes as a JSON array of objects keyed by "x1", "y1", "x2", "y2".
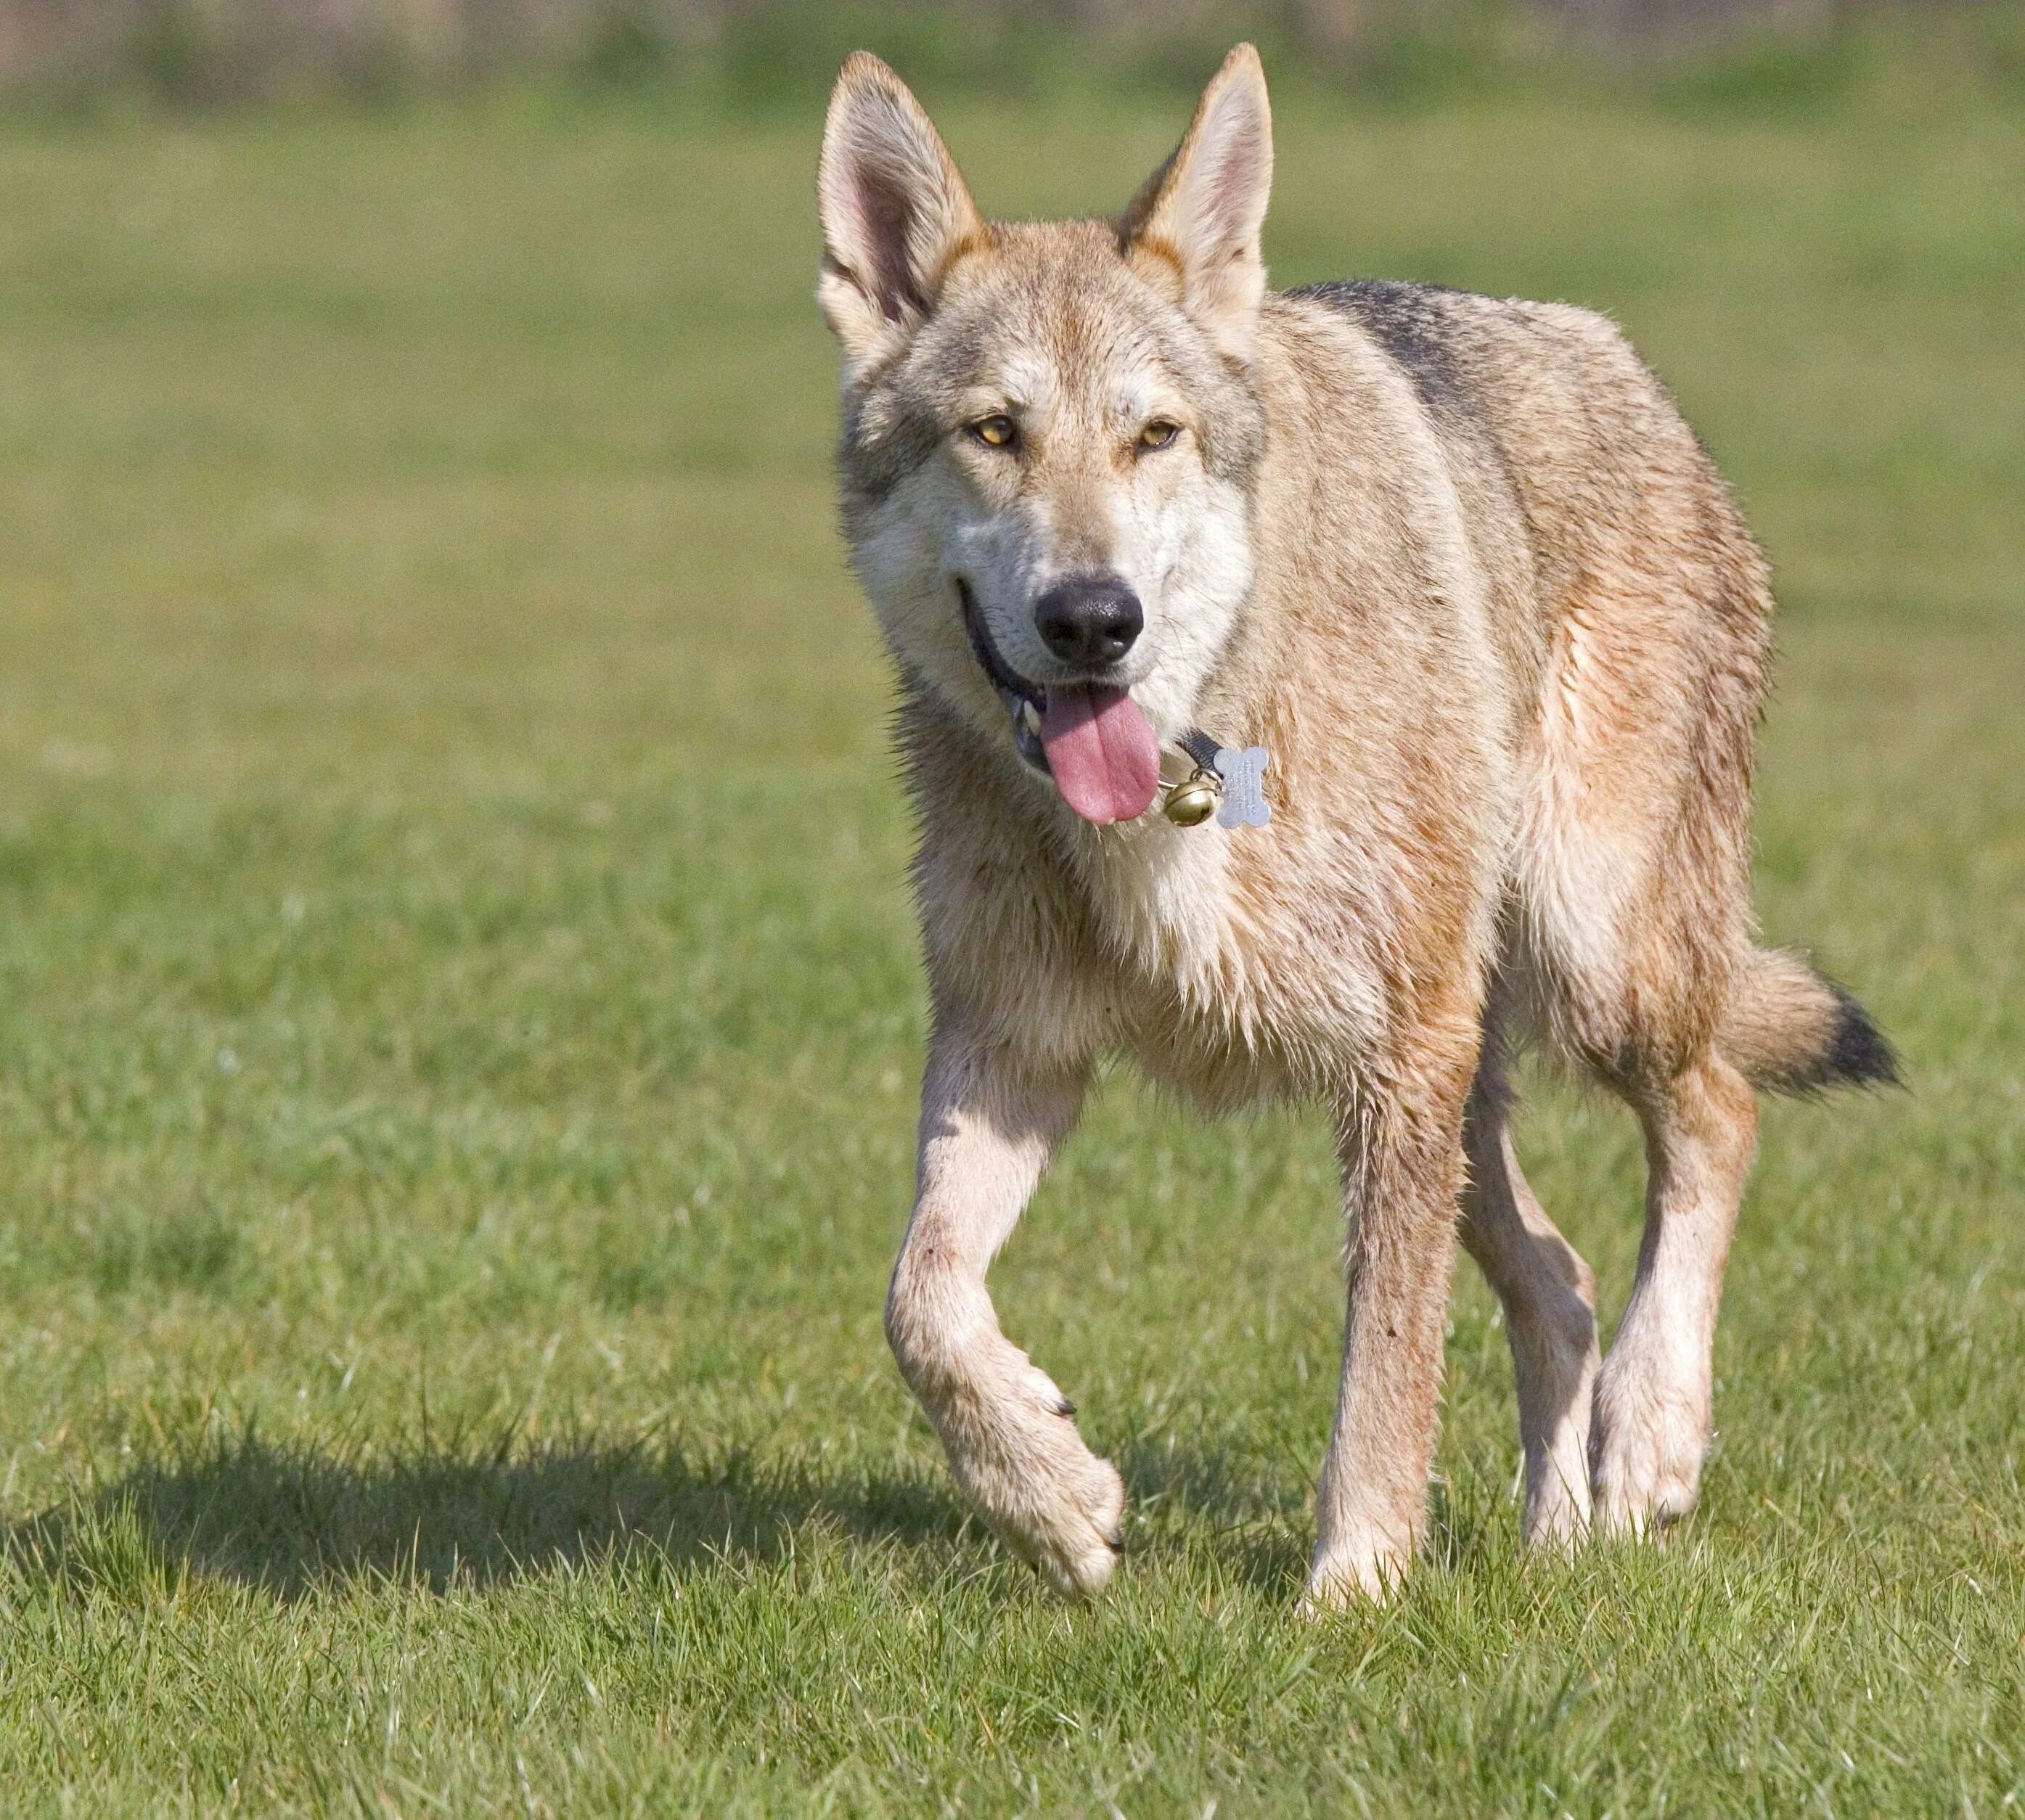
[{"x1": 817, "y1": 45, "x2": 1890, "y2": 1604}]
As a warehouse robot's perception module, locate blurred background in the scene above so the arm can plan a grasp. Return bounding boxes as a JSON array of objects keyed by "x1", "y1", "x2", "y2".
[
  {"x1": 0, "y1": 1, "x2": 2019, "y2": 1810},
  {"x1": 4, "y1": 0, "x2": 2025, "y2": 102}
]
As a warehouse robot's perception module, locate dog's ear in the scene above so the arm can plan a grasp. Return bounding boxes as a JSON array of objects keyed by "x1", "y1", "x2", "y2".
[
  {"x1": 1121, "y1": 44, "x2": 1274, "y2": 362},
  {"x1": 818, "y1": 53, "x2": 984, "y2": 377}
]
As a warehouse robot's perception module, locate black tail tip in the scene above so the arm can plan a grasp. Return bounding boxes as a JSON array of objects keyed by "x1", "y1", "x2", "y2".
[{"x1": 1827, "y1": 983, "x2": 1901, "y2": 1089}]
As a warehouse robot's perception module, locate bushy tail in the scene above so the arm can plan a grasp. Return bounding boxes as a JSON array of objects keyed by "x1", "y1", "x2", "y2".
[{"x1": 1718, "y1": 947, "x2": 1899, "y2": 1096}]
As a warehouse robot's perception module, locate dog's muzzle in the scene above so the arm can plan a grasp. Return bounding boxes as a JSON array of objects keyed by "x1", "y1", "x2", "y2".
[
  {"x1": 952, "y1": 578, "x2": 1264, "y2": 830},
  {"x1": 957, "y1": 578, "x2": 1050, "y2": 773}
]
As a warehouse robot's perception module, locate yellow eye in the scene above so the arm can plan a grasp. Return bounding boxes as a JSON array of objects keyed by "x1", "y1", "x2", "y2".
[
  {"x1": 1137, "y1": 419, "x2": 1181, "y2": 451},
  {"x1": 969, "y1": 414, "x2": 1018, "y2": 450}
]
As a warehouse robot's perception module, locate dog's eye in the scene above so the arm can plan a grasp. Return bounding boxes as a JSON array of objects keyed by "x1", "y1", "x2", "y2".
[
  {"x1": 1137, "y1": 419, "x2": 1181, "y2": 451},
  {"x1": 968, "y1": 414, "x2": 1018, "y2": 451}
]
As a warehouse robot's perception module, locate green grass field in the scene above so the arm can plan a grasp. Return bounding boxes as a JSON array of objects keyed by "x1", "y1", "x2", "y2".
[{"x1": 0, "y1": 62, "x2": 2021, "y2": 1815}]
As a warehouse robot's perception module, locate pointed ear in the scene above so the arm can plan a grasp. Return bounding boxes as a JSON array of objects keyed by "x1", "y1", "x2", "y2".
[
  {"x1": 817, "y1": 53, "x2": 985, "y2": 377},
  {"x1": 1120, "y1": 44, "x2": 1274, "y2": 362}
]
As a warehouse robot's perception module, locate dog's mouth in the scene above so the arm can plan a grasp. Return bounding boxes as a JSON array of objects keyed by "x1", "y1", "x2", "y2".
[
  {"x1": 957, "y1": 578, "x2": 1048, "y2": 766},
  {"x1": 957, "y1": 580, "x2": 1161, "y2": 826}
]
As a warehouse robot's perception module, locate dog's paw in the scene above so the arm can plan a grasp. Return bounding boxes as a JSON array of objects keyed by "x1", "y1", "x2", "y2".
[
  {"x1": 1513, "y1": 1299, "x2": 1598, "y2": 1550},
  {"x1": 953, "y1": 1420, "x2": 1125, "y2": 1597},
  {"x1": 1521, "y1": 1453, "x2": 1593, "y2": 1551},
  {"x1": 1298, "y1": 1539, "x2": 1408, "y2": 1615},
  {"x1": 1519, "y1": 1380, "x2": 1596, "y2": 1550},
  {"x1": 933, "y1": 1353, "x2": 1126, "y2": 1597},
  {"x1": 1005, "y1": 1447, "x2": 1127, "y2": 1598},
  {"x1": 1590, "y1": 1347, "x2": 1709, "y2": 1538}
]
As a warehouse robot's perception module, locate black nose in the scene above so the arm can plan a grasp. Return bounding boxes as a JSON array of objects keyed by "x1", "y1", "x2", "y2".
[{"x1": 1033, "y1": 575, "x2": 1143, "y2": 669}]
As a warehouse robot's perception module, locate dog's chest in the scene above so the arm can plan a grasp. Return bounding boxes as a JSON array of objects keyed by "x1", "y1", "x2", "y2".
[
  {"x1": 1083, "y1": 824, "x2": 1228, "y2": 963},
  {"x1": 1065, "y1": 823, "x2": 1340, "y2": 1097}
]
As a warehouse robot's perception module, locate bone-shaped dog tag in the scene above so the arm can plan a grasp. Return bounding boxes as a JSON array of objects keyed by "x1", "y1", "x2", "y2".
[{"x1": 1214, "y1": 746, "x2": 1271, "y2": 829}]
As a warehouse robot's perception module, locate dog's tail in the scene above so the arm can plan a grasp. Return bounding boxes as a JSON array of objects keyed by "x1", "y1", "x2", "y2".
[{"x1": 1717, "y1": 946, "x2": 1899, "y2": 1096}]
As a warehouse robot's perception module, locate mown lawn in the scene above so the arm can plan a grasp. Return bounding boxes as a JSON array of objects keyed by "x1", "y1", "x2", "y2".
[{"x1": 0, "y1": 62, "x2": 2020, "y2": 1815}]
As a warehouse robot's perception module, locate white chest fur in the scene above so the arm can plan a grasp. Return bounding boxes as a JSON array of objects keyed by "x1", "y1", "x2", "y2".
[
  {"x1": 1067, "y1": 814, "x2": 1241, "y2": 1002},
  {"x1": 1060, "y1": 809, "x2": 1388, "y2": 1104}
]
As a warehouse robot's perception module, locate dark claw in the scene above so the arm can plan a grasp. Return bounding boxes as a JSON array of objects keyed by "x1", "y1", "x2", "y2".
[
  {"x1": 1106, "y1": 1532, "x2": 1124, "y2": 1554},
  {"x1": 1055, "y1": 1396, "x2": 1076, "y2": 1417}
]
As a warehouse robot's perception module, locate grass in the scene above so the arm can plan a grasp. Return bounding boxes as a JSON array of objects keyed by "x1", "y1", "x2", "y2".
[{"x1": 0, "y1": 62, "x2": 2020, "y2": 1816}]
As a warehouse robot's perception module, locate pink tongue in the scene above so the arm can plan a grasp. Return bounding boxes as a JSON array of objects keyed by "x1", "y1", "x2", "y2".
[{"x1": 1039, "y1": 685, "x2": 1161, "y2": 824}]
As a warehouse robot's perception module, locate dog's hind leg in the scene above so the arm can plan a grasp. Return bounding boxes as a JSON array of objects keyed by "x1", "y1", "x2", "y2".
[
  {"x1": 1459, "y1": 1057, "x2": 1599, "y2": 1546},
  {"x1": 884, "y1": 1025, "x2": 1124, "y2": 1596},
  {"x1": 1590, "y1": 1049, "x2": 1757, "y2": 1534}
]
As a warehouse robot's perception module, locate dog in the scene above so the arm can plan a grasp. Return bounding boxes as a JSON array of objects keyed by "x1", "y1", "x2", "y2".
[{"x1": 815, "y1": 44, "x2": 1894, "y2": 1607}]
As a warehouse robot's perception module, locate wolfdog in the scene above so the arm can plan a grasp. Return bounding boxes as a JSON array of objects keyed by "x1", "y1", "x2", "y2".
[{"x1": 816, "y1": 44, "x2": 1893, "y2": 1605}]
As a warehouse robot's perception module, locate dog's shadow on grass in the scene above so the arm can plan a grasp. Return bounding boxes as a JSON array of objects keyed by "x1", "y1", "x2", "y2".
[
  {"x1": 7, "y1": 1433, "x2": 973, "y2": 1601},
  {"x1": 9, "y1": 1430, "x2": 1332, "y2": 1602}
]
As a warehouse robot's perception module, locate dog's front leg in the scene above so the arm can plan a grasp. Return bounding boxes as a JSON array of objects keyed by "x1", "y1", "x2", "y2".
[
  {"x1": 885, "y1": 1025, "x2": 1123, "y2": 1596},
  {"x1": 1305, "y1": 1088, "x2": 1469, "y2": 1608}
]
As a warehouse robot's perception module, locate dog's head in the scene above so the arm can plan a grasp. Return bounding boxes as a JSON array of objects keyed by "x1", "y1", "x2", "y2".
[{"x1": 817, "y1": 46, "x2": 1272, "y2": 824}]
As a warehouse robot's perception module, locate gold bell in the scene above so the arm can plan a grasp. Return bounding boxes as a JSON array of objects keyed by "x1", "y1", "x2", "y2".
[{"x1": 1161, "y1": 772, "x2": 1219, "y2": 827}]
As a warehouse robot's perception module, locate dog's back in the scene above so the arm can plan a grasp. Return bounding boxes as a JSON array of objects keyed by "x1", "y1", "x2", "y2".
[{"x1": 1267, "y1": 277, "x2": 1886, "y2": 1095}]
